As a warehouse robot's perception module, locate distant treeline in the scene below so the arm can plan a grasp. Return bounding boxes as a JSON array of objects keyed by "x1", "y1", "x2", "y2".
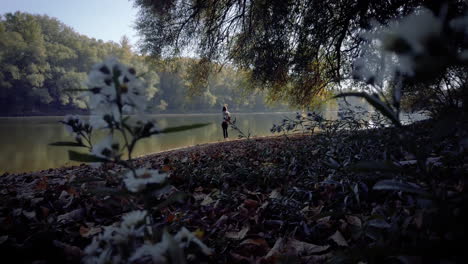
[{"x1": 0, "y1": 12, "x2": 289, "y2": 116}]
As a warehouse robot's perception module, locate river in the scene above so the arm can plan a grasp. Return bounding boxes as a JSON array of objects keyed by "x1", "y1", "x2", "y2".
[
  {"x1": 0, "y1": 113, "x2": 300, "y2": 173},
  {"x1": 0, "y1": 111, "x2": 428, "y2": 174}
]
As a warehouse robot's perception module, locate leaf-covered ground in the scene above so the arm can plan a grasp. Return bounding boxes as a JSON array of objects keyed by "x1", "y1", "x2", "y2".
[{"x1": 1, "y1": 118, "x2": 467, "y2": 263}]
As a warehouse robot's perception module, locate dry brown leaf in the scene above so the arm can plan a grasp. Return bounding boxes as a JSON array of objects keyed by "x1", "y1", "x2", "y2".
[
  {"x1": 34, "y1": 177, "x2": 48, "y2": 190},
  {"x1": 161, "y1": 165, "x2": 172, "y2": 172},
  {"x1": 79, "y1": 226, "x2": 102, "y2": 238},
  {"x1": 244, "y1": 199, "x2": 259, "y2": 209}
]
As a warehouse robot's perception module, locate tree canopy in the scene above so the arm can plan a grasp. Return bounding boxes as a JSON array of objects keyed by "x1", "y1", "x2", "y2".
[
  {"x1": 134, "y1": 0, "x2": 468, "y2": 110},
  {"x1": 0, "y1": 12, "x2": 286, "y2": 116}
]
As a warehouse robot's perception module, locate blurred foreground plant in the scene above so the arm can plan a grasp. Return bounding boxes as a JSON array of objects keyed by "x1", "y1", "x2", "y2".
[{"x1": 51, "y1": 58, "x2": 211, "y2": 263}]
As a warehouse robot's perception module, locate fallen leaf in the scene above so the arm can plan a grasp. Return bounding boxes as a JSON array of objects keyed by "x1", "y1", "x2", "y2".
[
  {"x1": 79, "y1": 226, "x2": 102, "y2": 238},
  {"x1": 346, "y1": 215, "x2": 362, "y2": 227},
  {"x1": 166, "y1": 214, "x2": 176, "y2": 223},
  {"x1": 23, "y1": 210, "x2": 36, "y2": 220},
  {"x1": 265, "y1": 237, "x2": 283, "y2": 259},
  {"x1": 244, "y1": 199, "x2": 259, "y2": 209},
  {"x1": 200, "y1": 195, "x2": 214, "y2": 206},
  {"x1": 367, "y1": 218, "x2": 391, "y2": 229},
  {"x1": 161, "y1": 165, "x2": 172, "y2": 172},
  {"x1": 193, "y1": 192, "x2": 207, "y2": 201},
  {"x1": 317, "y1": 216, "x2": 331, "y2": 224},
  {"x1": 57, "y1": 208, "x2": 85, "y2": 223},
  {"x1": 66, "y1": 187, "x2": 79, "y2": 196},
  {"x1": 193, "y1": 228, "x2": 205, "y2": 239},
  {"x1": 286, "y1": 238, "x2": 330, "y2": 255},
  {"x1": 34, "y1": 177, "x2": 48, "y2": 190},
  {"x1": 269, "y1": 189, "x2": 282, "y2": 199},
  {"x1": 214, "y1": 214, "x2": 228, "y2": 227},
  {"x1": 329, "y1": 230, "x2": 348, "y2": 247},
  {"x1": 53, "y1": 240, "x2": 83, "y2": 260},
  {"x1": 225, "y1": 224, "x2": 250, "y2": 240},
  {"x1": 241, "y1": 238, "x2": 269, "y2": 247}
]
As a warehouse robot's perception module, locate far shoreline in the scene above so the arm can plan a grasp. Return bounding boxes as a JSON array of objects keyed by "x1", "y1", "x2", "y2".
[{"x1": 0, "y1": 111, "x2": 298, "y2": 118}]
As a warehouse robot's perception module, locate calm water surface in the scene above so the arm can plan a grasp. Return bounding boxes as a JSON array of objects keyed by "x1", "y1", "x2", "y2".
[
  {"x1": 0, "y1": 111, "x2": 427, "y2": 173},
  {"x1": 0, "y1": 113, "x2": 298, "y2": 173}
]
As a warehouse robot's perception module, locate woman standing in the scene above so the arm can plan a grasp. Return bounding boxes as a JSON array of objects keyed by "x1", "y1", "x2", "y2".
[{"x1": 221, "y1": 105, "x2": 231, "y2": 139}]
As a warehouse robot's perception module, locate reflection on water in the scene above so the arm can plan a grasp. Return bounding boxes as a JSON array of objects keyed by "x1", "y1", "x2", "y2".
[{"x1": 0, "y1": 113, "x2": 295, "y2": 173}]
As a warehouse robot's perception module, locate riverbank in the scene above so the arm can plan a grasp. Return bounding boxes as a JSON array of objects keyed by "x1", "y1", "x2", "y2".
[{"x1": 1, "y1": 118, "x2": 467, "y2": 263}]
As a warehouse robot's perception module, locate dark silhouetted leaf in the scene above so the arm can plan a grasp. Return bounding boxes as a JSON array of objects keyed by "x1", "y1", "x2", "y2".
[
  {"x1": 367, "y1": 219, "x2": 391, "y2": 229},
  {"x1": 334, "y1": 92, "x2": 400, "y2": 126},
  {"x1": 50, "y1": 141, "x2": 85, "y2": 147},
  {"x1": 348, "y1": 160, "x2": 401, "y2": 172},
  {"x1": 63, "y1": 88, "x2": 89, "y2": 92},
  {"x1": 373, "y1": 180, "x2": 430, "y2": 196},
  {"x1": 160, "y1": 123, "x2": 210, "y2": 134},
  {"x1": 87, "y1": 187, "x2": 129, "y2": 196},
  {"x1": 68, "y1": 150, "x2": 108, "y2": 163}
]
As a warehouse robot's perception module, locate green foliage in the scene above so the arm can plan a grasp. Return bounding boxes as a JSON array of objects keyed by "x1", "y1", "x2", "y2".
[
  {"x1": 0, "y1": 12, "x2": 287, "y2": 116},
  {"x1": 0, "y1": 12, "x2": 150, "y2": 115}
]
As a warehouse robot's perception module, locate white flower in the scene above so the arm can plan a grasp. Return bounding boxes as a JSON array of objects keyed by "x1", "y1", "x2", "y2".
[
  {"x1": 174, "y1": 227, "x2": 213, "y2": 255},
  {"x1": 85, "y1": 58, "x2": 123, "y2": 110},
  {"x1": 62, "y1": 115, "x2": 88, "y2": 138},
  {"x1": 111, "y1": 225, "x2": 145, "y2": 244},
  {"x1": 89, "y1": 104, "x2": 121, "y2": 129},
  {"x1": 122, "y1": 210, "x2": 147, "y2": 227},
  {"x1": 91, "y1": 135, "x2": 120, "y2": 159},
  {"x1": 355, "y1": 8, "x2": 444, "y2": 84},
  {"x1": 129, "y1": 243, "x2": 168, "y2": 263},
  {"x1": 83, "y1": 236, "x2": 101, "y2": 255},
  {"x1": 83, "y1": 241, "x2": 112, "y2": 264},
  {"x1": 123, "y1": 168, "x2": 168, "y2": 192},
  {"x1": 86, "y1": 86, "x2": 117, "y2": 110},
  {"x1": 94, "y1": 248, "x2": 111, "y2": 264},
  {"x1": 85, "y1": 57, "x2": 150, "y2": 116},
  {"x1": 382, "y1": 9, "x2": 442, "y2": 55},
  {"x1": 129, "y1": 227, "x2": 212, "y2": 262},
  {"x1": 87, "y1": 57, "x2": 120, "y2": 90},
  {"x1": 118, "y1": 69, "x2": 148, "y2": 112}
]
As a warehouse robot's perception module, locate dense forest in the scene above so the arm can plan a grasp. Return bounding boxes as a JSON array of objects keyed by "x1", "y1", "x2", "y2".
[{"x1": 0, "y1": 12, "x2": 289, "y2": 116}]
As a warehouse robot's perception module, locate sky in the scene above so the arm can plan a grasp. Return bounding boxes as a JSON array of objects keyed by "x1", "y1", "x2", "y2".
[{"x1": 0, "y1": 0, "x2": 140, "y2": 46}]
